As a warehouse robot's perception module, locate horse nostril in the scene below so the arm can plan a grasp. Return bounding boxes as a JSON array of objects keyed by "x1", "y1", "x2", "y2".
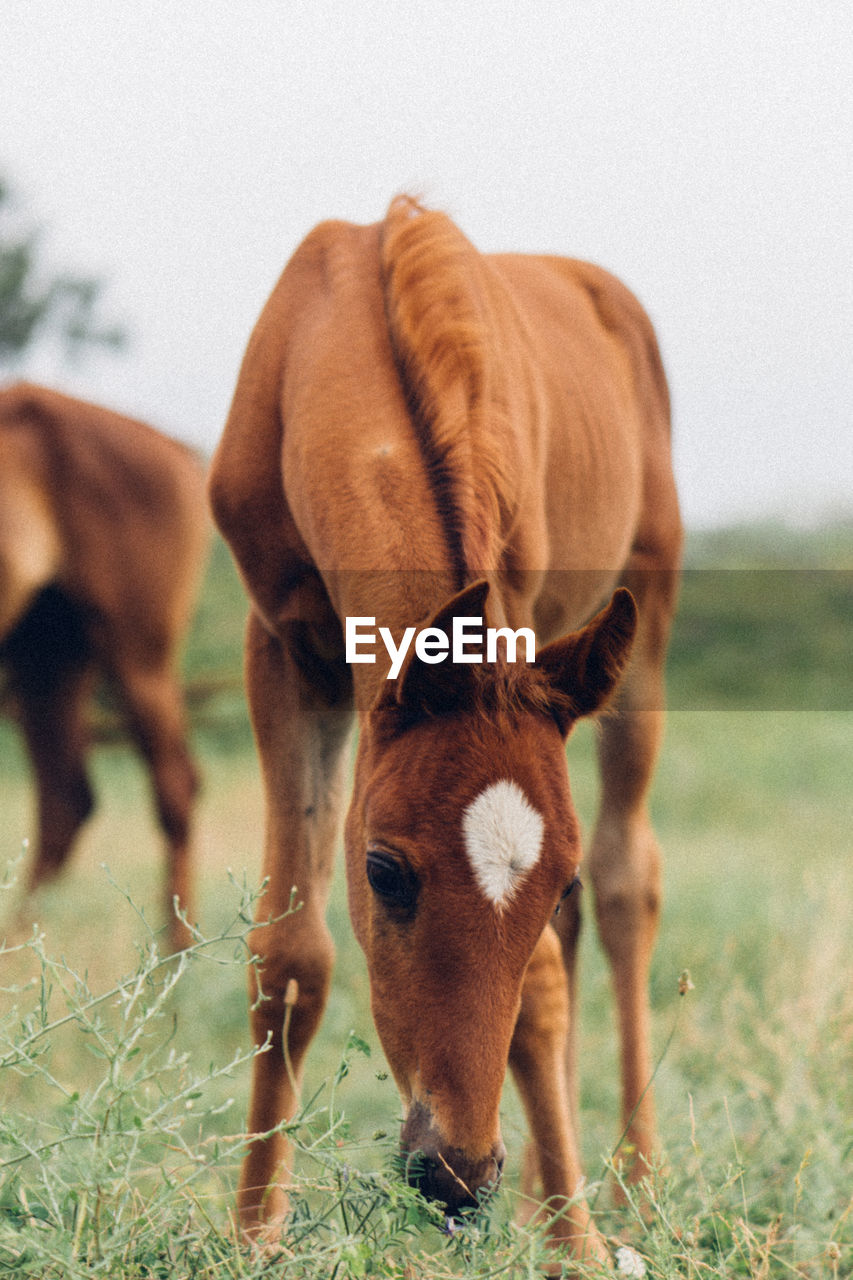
[
  {"x1": 405, "y1": 1153, "x2": 445, "y2": 1203},
  {"x1": 400, "y1": 1102, "x2": 505, "y2": 1211}
]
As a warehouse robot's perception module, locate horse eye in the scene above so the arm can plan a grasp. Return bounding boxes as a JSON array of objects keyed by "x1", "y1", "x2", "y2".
[
  {"x1": 555, "y1": 873, "x2": 582, "y2": 915},
  {"x1": 366, "y1": 849, "x2": 419, "y2": 914}
]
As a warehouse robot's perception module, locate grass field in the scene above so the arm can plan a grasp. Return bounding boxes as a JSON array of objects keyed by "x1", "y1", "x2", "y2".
[{"x1": 1, "y1": 524, "x2": 851, "y2": 1277}]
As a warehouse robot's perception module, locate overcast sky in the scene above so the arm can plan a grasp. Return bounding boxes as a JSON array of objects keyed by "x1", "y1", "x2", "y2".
[{"x1": 3, "y1": 1, "x2": 851, "y2": 529}]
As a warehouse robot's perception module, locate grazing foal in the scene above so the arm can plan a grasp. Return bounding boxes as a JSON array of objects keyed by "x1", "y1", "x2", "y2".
[
  {"x1": 210, "y1": 196, "x2": 681, "y2": 1260},
  {"x1": 0, "y1": 383, "x2": 208, "y2": 950}
]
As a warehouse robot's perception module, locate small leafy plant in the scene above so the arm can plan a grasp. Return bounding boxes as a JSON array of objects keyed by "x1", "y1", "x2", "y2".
[
  {"x1": 0, "y1": 876, "x2": 558, "y2": 1278},
  {"x1": 1, "y1": 867, "x2": 850, "y2": 1278}
]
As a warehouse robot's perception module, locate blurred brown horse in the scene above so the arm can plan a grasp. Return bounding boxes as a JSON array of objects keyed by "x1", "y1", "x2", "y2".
[
  {"x1": 0, "y1": 384, "x2": 208, "y2": 950},
  {"x1": 210, "y1": 197, "x2": 681, "y2": 1262}
]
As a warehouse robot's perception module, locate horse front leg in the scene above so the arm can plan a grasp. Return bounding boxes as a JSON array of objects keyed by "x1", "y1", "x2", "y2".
[
  {"x1": 508, "y1": 925, "x2": 609, "y2": 1267},
  {"x1": 588, "y1": 563, "x2": 678, "y2": 1187},
  {"x1": 238, "y1": 610, "x2": 353, "y2": 1238}
]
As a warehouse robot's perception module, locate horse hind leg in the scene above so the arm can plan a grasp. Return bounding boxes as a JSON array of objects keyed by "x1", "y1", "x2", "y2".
[
  {"x1": 109, "y1": 649, "x2": 201, "y2": 952},
  {"x1": 13, "y1": 653, "x2": 97, "y2": 894}
]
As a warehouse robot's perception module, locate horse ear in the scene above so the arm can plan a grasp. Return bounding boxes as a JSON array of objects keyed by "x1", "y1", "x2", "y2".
[
  {"x1": 395, "y1": 579, "x2": 491, "y2": 718},
  {"x1": 536, "y1": 588, "x2": 638, "y2": 734}
]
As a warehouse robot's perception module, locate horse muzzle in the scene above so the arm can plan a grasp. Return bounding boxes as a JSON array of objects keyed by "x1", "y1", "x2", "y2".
[{"x1": 400, "y1": 1100, "x2": 506, "y2": 1213}]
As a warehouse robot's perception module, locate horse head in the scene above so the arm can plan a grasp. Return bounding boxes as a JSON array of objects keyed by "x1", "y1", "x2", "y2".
[{"x1": 345, "y1": 580, "x2": 637, "y2": 1213}]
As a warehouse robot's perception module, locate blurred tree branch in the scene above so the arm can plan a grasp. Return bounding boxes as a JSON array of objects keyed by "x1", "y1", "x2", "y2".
[{"x1": 0, "y1": 176, "x2": 127, "y2": 367}]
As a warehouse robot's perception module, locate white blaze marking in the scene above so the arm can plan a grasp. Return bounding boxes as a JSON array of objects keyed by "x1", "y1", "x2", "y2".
[{"x1": 462, "y1": 780, "x2": 544, "y2": 906}]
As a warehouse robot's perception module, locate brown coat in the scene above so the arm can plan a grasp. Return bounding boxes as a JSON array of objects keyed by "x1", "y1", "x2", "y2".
[{"x1": 1, "y1": 382, "x2": 208, "y2": 950}]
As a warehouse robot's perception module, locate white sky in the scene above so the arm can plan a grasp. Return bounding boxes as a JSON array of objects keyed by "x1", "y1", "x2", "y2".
[{"x1": 2, "y1": 1, "x2": 851, "y2": 528}]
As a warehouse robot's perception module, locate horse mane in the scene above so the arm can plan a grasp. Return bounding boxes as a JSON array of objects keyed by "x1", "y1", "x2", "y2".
[
  {"x1": 472, "y1": 660, "x2": 574, "y2": 729},
  {"x1": 379, "y1": 196, "x2": 515, "y2": 575},
  {"x1": 376, "y1": 657, "x2": 575, "y2": 741}
]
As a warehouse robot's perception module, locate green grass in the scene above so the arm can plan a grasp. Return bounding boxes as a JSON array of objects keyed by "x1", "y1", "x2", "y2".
[
  {"x1": 670, "y1": 521, "x2": 853, "y2": 712},
  {"x1": 1, "y1": 523, "x2": 851, "y2": 1276}
]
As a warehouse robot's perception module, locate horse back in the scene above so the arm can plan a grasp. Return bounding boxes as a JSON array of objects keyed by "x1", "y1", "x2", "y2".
[
  {"x1": 211, "y1": 200, "x2": 680, "y2": 647},
  {"x1": 482, "y1": 253, "x2": 679, "y2": 589}
]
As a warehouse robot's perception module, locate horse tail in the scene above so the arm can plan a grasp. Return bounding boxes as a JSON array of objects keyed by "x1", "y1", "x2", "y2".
[{"x1": 379, "y1": 196, "x2": 513, "y2": 575}]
